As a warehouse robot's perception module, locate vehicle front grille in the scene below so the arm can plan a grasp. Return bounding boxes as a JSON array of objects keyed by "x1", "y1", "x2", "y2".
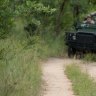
[{"x1": 76, "y1": 33, "x2": 95, "y2": 44}]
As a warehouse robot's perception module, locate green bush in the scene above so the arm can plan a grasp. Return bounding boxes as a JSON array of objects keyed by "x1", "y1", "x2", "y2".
[
  {"x1": 0, "y1": 20, "x2": 44, "y2": 96},
  {"x1": 0, "y1": 37, "x2": 42, "y2": 96},
  {"x1": 42, "y1": 29, "x2": 67, "y2": 57}
]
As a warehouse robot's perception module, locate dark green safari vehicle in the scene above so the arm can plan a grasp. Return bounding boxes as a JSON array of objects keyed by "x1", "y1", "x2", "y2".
[{"x1": 65, "y1": 12, "x2": 96, "y2": 58}]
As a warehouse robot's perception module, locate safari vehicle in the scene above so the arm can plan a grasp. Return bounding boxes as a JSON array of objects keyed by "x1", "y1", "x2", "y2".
[{"x1": 65, "y1": 12, "x2": 96, "y2": 58}]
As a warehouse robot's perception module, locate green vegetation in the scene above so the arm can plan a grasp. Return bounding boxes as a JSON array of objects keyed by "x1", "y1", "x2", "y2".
[
  {"x1": 66, "y1": 64, "x2": 96, "y2": 96},
  {"x1": 0, "y1": 21, "x2": 43, "y2": 96},
  {"x1": 84, "y1": 53, "x2": 96, "y2": 62},
  {"x1": 0, "y1": 0, "x2": 96, "y2": 96}
]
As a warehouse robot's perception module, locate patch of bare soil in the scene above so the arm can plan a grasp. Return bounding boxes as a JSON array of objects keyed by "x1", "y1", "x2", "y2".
[
  {"x1": 41, "y1": 58, "x2": 96, "y2": 96},
  {"x1": 80, "y1": 62, "x2": 96, "y2": 80},
  {"x1": 42, "y1": 58, "x2": 77, "y2": 96}
]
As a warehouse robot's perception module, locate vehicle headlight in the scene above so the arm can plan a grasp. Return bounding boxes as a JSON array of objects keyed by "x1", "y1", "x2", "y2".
[{"x1": 72, "y1": 35, "x2": 76, "y2": 40}]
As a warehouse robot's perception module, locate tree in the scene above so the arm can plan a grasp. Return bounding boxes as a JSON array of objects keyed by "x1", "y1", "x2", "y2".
[
  {"x1": 55, "y1": 0, "x2": 91, "y2": 36},
  {"x1": 14, "y1": 0, "x2": 56, "y2": 36},
  {"x1": 0, "y1": 0, "x2": 13, "y2": 39},
  {"x1": 55, "y1": 0, "x2": 70, "y2": 35}
]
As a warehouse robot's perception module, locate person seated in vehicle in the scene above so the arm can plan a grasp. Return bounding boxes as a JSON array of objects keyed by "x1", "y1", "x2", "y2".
[{"x1": 83, "y1": 15, "x2": 95, "y2": 24}]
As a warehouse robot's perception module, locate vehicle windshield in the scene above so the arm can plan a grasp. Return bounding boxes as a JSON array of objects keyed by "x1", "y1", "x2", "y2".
[
  {"x1": 76, "y1": 12, "x2": 96, "y2": 32},
  {"x1": 77, "y1": 23, "x2": 96, "y2": 32}
]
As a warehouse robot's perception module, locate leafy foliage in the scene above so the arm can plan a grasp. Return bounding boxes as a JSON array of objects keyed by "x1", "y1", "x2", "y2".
[{"x1": 0, "y1": 0, "x2": 13, "y2": 38}]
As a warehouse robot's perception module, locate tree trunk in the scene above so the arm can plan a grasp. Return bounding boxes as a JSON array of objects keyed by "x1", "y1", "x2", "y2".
[
  {"x1": 73, "y1": 4, "x2": 81, "y2": 28},
  {"x1": 55, "y1": 0, "x2": 69, "y2": 36}
]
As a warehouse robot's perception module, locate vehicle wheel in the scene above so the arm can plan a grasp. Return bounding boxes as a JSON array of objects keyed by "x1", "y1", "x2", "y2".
[
  {"x1": 76, "y1": 51, "x2": 84, "y2": 59},
  {"x1": 68, "y1": 47, "x2": 75, "y2": 58}
]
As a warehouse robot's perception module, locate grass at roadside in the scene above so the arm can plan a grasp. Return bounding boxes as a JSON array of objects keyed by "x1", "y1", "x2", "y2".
[
  {"x1": 65, "y1": 64, "x2": 96, "y2": 96},
  {"x1": 0, "y1": 20, "x2": 43, "y2": 96},
  {"x1": 84, "y1": 53, "x2": 96, "y2": 62},
  {"x1": 0, "y1": 37, "x2": 42, "y2": 96}
]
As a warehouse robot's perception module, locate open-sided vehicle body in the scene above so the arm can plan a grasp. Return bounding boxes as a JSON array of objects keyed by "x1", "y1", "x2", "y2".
[{"x1": 65, "y1": 12, "x2": 96, "y2": 57}]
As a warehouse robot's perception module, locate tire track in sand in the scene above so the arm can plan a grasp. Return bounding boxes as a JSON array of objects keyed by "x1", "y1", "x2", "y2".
[{"x1": 42, "y1": 58, "x2": 75, "y2": 96}]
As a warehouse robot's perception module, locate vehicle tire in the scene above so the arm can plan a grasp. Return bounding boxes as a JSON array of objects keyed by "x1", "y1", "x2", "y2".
[
  {"x1": 68, "y1": 47, "x2": 75, "y2": 58},
  {"x1": 76, "y1": 51, "x2": 84, "y2": 59}
]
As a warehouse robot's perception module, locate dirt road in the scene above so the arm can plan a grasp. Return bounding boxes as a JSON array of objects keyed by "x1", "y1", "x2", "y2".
[
  {"x1": 81, "y1": 62, "x2": 96, "y2": 80},
  {"x1": 42, "y1": 58, "x2": 79, "y2": 96},
  {"x1": 42, "y1": 58, "x2": 96, "y2": 96}
]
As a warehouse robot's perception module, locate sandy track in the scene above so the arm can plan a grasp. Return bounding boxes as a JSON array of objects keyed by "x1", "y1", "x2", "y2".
[
  {"x1": 81, "y1": 62, "x2": 96, "y2": 80},
  {"x1": 41, "y1": 58, "x2": 96, "y2": 96},
  {"x1": 42, "y1": 58, "x2": 76, "y2": 96}
]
